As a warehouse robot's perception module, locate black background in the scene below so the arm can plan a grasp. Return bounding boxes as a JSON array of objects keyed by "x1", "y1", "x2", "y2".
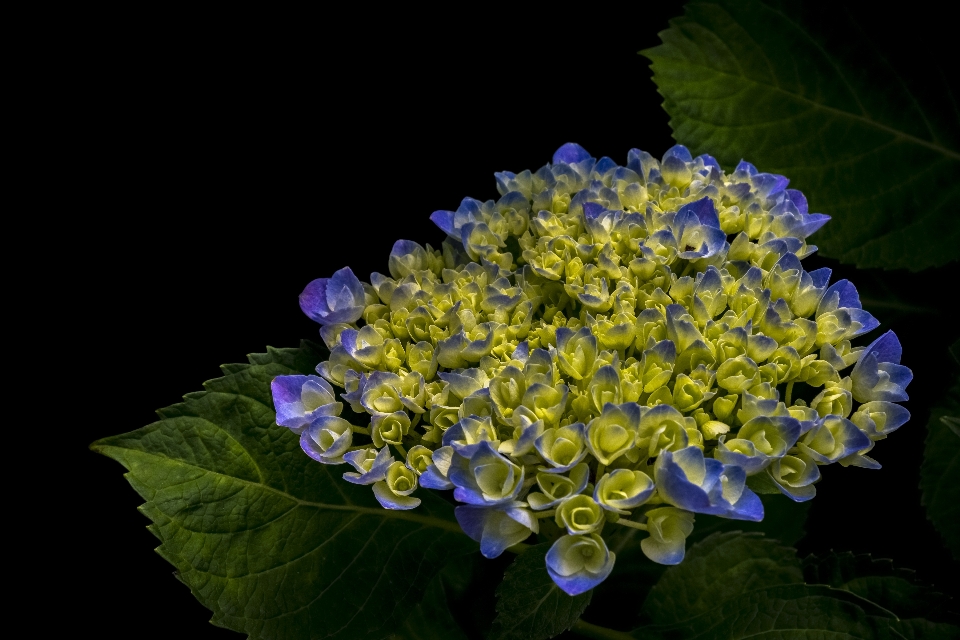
[{"x1": 71, "y1": 4, "x2": 958, "y2": 638}]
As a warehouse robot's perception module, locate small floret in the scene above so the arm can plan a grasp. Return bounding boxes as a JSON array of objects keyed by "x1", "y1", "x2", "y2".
[
  {"x1": 546, "y1": 533, "x2": 616, "y2": 595},
  {"x1": 271, "y1": 375, "x2": 342, "y2": 432},
  {"x1": 299, "y1": 266, "x2": 366, "y2": 325},
  {"x1": 655, "y1": 446, "x2": 763, "y2": 521},
  {"x1": 640, "y1": 507, "x2": 695, "y2": 565}
]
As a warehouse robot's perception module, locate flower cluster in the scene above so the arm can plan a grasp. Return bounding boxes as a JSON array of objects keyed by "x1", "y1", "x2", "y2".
[{"x1": 271, "y1": 143, "x2": 912, "y2": 595}]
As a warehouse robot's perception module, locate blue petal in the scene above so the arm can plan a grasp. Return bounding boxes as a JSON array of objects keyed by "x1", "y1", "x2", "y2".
[
  {"x1": 595, "y1": 156, "x2": 618, "y2": 175},
  {"x1": 553, "y1": 143, "x2": 592, "y2": 165},
  {"x1": 678, "y1": 196, "x2": 721, "y2": 229},
  {"x1": 809, "y1": 268, "x2": 832, "y2": 288},
  {"x1": 735, "y1": 160, "x2": 758, "y2": 177},
  {"x1": 825, "y1": 279, "x2": 863, "y2": 310},
  {"x1": 696, "y1": 153, "x2": 722, "y2": 172},
  {"x1": 785, "y1": 189, "x2": 809, "y2": 215},
  {"x1": 863, "y1": 330, "x2": 903, "y2": 364},
  {"x1": 627, "y1": 148, "x2": 658, "y2": 179},
  {"x1": 775, "y1": 252, "x2": 803, "y2": 273},
  {"x1": 777, "y1": 482, "x2": 816, "y2": 502},
  {"x1": 793, "y1": 213, "x2": 831, "y2": 238},
  {"x1": 454, "y1": 505, "x2": 488, "y2": 542},
  {"x1": 582, "y1": 201, "x2": 606, "y2": 222},
  {"x1": 848, "y1": 308, "x2": 880, "y2": 336},
  {"x1": 752, "y1": 173, "x2": 789, "y2": 199},
  {"x1": 373, "y1": 482, "x2": 421, "y2": 510},
  {"x1": 545, "y1": 536, "x2": 615, "y2": 596},
  {"x1": 663, "y1": 144, "x2": 693, "y2": 163},
  {"x1": 430, "y1": 210, "x2": 456, "y2": 235},
  {"x1": 420, "y1": 465, "x2": 454, "y2": 490},
  {"x1": 724, "y1": 487, "x2": 764, "y2": 521},
  {"x1": 655, "y1": 448, "x2": 712, "y2": 512},
  {"x1": 882, "y1": 363, "x2": 913, "y2": 390}
]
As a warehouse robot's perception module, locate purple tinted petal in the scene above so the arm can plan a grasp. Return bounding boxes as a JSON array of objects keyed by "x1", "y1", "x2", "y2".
[
  {"x1": 299, "y1": 278, "x2": 331, "y2": 323},
  {"x1": 329, "y1": 267, "x2": 364, "y2": 304},
  {"x1": 553, "y1": 142, "x2": 592, "y2": 165},
  {"x1": 271, "y1": 375, "x2": 309, "y2": 405}
]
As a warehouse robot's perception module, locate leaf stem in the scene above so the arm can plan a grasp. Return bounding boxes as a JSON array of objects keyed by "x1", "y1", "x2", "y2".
[
  {"x1": 615, "y1": 519, "x2": 648, "y2": 531},
  {"x1": 352, "y1": 426, "x2": 370, "y2": 435},
  {"x1": 571, "y1": 619, "x2": 635, "y2": 640},
  {"x1": 536, "y1": 509, "x2": 557, "y2": 519},
  {"x1": 393, "y1": 443, "x2": 408, "y2": 459},
  {"x1": 785, "y1": 381, "x2": 794, "y2": 406}
]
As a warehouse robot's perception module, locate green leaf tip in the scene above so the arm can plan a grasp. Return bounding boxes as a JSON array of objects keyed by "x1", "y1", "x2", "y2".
[
  {"x1": 644, "y1": 0, "x2": 960, "y2": 270},
  {"x1": 92, "y1": 342, "x2": 475, "y2": 640}
]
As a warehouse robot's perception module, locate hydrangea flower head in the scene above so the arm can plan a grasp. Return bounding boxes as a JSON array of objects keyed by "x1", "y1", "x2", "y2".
[{"x1": 272, "y1": 143, "x2": 912, "y2": 595}]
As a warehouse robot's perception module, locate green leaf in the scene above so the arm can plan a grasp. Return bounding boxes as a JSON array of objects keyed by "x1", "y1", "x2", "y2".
[
  {"x1": 802, "y1": 551, "x2": 953, "y2": 622},
  {"x1": 630, "y1": 583, "x2": 957, "y2": 640},
  {"x1": 642, "y1": 532, "x2": 803, "y2": 625},
  {"x1": 389, "y1": 570, "x2": 469, "y2": 640},
  {"x1": 92, "y1": 342, "x2": 475, "y2": 640},
  {"x1": 642, "y1": 0, "x2": 960, "y2": 270},
  {"x1": 583, "y1": 497, "x2": 808, "y2": 630},
  {"x1": 490, "y1": 543, "x2": 593, "y2": 640},
  {"x1": 920, "y1": 376, "x2": 960, "y2": 560}
]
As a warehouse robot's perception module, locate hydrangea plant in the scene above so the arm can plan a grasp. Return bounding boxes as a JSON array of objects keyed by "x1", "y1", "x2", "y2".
[{"x1": 272, "y1": 142, "x2": 912, "y2": 596}]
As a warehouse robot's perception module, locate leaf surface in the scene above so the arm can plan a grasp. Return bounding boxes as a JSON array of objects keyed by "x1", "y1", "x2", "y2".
[
  {"x1": 632, "y1": 583, "x2": 958, "y2": 639},
  {"x1": 390, "y1": 571, "x2": 468, "y2": 640},
  {"x1": 802, "y1": 551, "x2": 953, "y2": 622},
  {"x1": 642, "y1": 531, "x2": 803, "y2": 625},
  {"x1": 92, "y1": 342, "x2": 475, "y2": 640},
  {"x1": 642, "y1": 0, "x2": 960, "y2": 270},
  {"x1": 490, "y1": 543, "x2": 592, "y2": 640},
  {"x1": 920, "y1": 376, "x2": 960, "y2": 560}
]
